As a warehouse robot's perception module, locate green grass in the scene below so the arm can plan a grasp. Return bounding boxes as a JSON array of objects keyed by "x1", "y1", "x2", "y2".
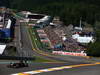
[
  {"x1": 5, "y1": 46, "x2": 17, "y2": 56},
  {"x1": 28, "y1": 27, "x2": 44, "y2": 49},
  {"x1": 33, "y1": 56, "x2": 56, "y2": 62}
]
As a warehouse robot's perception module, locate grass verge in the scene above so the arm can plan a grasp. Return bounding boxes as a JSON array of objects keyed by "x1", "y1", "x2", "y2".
[{"x1": 33, "y1": 56, "x2": 56, "y2": 62}]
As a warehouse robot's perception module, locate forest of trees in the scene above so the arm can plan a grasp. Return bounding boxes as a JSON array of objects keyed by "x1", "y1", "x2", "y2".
[
  {"x1": 8, "y1": 0, "x2": 100, "y2": 26},
  {"x1": 1, "y1": 0, "x2": 100, "y2": 25},
  {"x1": 1, "y1": 0, "x2": 100, "y2": 56}
]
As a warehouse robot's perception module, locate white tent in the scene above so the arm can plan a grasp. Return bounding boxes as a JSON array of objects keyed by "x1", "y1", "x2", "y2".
[
  {"x1": 72, "y1": 34, "x2": 94, "y2": 43},
  {"x1": 0, "y1": 45, "x2": 6, "y2": 54},
  {"x1": 77, "y1": 36, "x2": 94, "y2": 43},
  {"x1": 72, "y1": 34, "x2": 80, "y2": 39}
]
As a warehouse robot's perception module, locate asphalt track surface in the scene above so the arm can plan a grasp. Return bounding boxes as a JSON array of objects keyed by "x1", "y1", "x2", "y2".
[
  {"x1": 38, "y1": 64, "x2": 100, "y2": 75},
  {"x1": 0, "y1": 61, "x2": 100, "y2": 75}
]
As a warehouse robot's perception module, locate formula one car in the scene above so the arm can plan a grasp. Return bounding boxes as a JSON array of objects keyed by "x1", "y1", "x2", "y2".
[{"x1": 7, "y1": 60, "x2": 28, "y2": 68}]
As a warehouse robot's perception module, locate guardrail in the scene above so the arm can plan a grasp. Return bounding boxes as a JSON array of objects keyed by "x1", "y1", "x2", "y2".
[
  {"x1": 0, "y1": 55, "x2": 35, "y2": 60},
  {"x1": 52, "y1": 51, "x2": 87, "y2": 56}
]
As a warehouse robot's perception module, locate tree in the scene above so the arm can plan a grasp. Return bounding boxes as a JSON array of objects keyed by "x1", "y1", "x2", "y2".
[
  {"x1": 87, "y1": 42, "x2": 100, "y2": 57},
  {"x1": 2, "y1": 0, "x2": 100, "y2": 26},
  {"x1": 0, "y1": 0, "x2": 10, "y2": 7}
]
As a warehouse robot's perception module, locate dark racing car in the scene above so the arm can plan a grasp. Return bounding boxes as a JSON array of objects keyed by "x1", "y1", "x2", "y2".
[{"x1": 7, "y1": 60, "x2": 28, "y2": 68}]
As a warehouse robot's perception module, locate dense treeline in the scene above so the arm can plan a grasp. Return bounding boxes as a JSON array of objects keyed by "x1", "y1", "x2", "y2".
[
  {"x1": 87, "y1": 25, "x2": 100, "y2": 57},
  {"x1": 0, "y1": 0, "x2": 10, "y2": 7},
  {"x1": 1, "y1": 0, "x2": 100, "y2": 25},
  {"x1": 8, "y1": 0, "x2": 100, "y2": 26}
]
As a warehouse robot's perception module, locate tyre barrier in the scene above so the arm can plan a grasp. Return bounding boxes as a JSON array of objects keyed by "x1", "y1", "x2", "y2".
[{"x1": 52, "y1": 51, "x2": 87, "y2": 56}]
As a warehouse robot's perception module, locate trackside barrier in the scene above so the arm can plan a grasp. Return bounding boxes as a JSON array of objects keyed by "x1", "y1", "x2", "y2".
[
  {"x1": 0, "y1": 55, "x2": 35, "y2": 60},
  {"x1": 52, "y1": 51, "x2": 87, "y2": 56}
]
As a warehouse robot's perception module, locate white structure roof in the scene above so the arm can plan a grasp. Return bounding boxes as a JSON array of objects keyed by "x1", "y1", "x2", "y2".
[
  {"x1": 72, "y1": 34, "x2": 80, "y2": 39},
  {"x1": 72, "y1": 34, "x2": 94, "y2": 43},
  {"x1": 6, "y1": 19, "x2": 12, "y2": 29},
  {"x1": 0, "y1": 45, "x2": 6, "y2": 54},
  {"x1": 37, "y1": 16, "x2": 49, "y2": 23},
  {"x1": 74, "y1": 27, "x2": 82, "y2": 31},
  {"x1": 77, "y1": 36, "x2": 93, "y2": 43},
  {"x1": 50, "y1": 22, "x2": 58, "y2": 26}
]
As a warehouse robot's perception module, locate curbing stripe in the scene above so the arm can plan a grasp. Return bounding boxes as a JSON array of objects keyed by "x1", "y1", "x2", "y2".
[
  {"x1": 23, "y1": 71, "x2": 40, "y2": 74},
  {"x1": 67, "y1": 64, "x2": 96, "y2": 68},
  {"x1": 11, "y1": 62, "x2": 100, "y2": 75},
  {"x1": 33, "y1": 70, "x2": 46, "y2": 72},
  {"x1": 37, "y1": 69, "x2": 50, "y2": 72},
  {"x1": 18, "y1": 73, "x2": 31, "y2": 75},
  {"x1": 95, "y1": 62, "x2": 100, "y2": 64}
]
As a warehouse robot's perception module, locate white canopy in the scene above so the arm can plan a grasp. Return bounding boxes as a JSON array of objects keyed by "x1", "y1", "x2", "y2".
[
  {"x1": 37, "y1": 16, "x2": 49, "y2": 23},
  {"x1": 0, "y1": 45, "x2": 6, "y2": 54},
  {"x1": 72, "y1": 34, "x2": 80, "y2": 39},
  {"x1": 77, "y1": 36, "x2": 93, "y2": 43},
  {"x1": 72, "y1": 34, "x2": 94, "y2": 43}
]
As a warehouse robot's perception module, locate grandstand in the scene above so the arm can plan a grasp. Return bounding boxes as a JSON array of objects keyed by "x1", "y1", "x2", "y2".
[
  {"x1": 22, "y1": 11, "x2": 45, "y2": 20},
  {"x1": 22, "y1": 11, "x2": 45, "y2": 22},
  {"x1": 27, "y1": 14, "x2": 44, "y2": 20},
  {"x1": 0, "y1": 17, "x2": 16, "y2": 40},
  {"x1": 43, "y1": 25, "x2": 86, "y2": 53},
  {"x1": 24, "y1": 12, "x2": 53, "y2": 28},
  {"x1": 35, "y1": 16, "x2": 53, "y2": 28},
  {"x1": 37, "y1": 29, "x2": 52, "y2": 48}
]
